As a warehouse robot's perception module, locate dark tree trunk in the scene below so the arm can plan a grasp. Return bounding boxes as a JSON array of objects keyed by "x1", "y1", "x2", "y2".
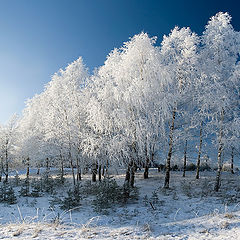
[
  {"x1": 61, "y1": 155, "x2": 64, "y2": 183},
  {"x1": 144, "y1": 164, "x2": 149, "y2": 179},
  {"x1": 5, "y1": 147, "x2": 8, "y2": 182},
  {"x1": 183, "y1": 140, "x2": 187, "y2": 177},
  {"x1": 231, "y1": 147, "x2": 234, "y2": 174},
  {"x1": 76, "y1": 157, "x2": 81, "y2": 182},
  {"x1": 123, "y1": 161, "x2": 135, "y2": 199},
  {"x1": 125, "y1": 163, "x2": 131, "y2": 183},
  {"x1": 130, "y1": 164, "x2": 135, "y2": 187},
  {"x1": 46, "y1": 157, "x2": 49, "y2": 171},
  {"x1": 102, "y1": 166, "x2": 105, "y2": 177},
  {"x1": 69, "y1": 152, "x2": 76, "y2": 186},
  {"x1": 78, "y1": 168, "x2": 81, "y2": 181},
  {"x1": 196, "y1": 122, "x2": 203, "y2": 179},
  {"x1": 26, "y1": 157, "x2": 30, "y2": 195},
  {"x1": 0, "y1": 156, "x2": 3, "y2": 182},
  {"x1": 151, "y1": 148, "x2": 154, "y2": 163},
  {"x1": 98, "y1": 164, "x2": 102, "y2": 181},
  {"x1": 123, "y1": 166, "x2": 130, "y2": 199},
  {"x1": 92, "y1": 162, "x2": 97, "y2": 182},
  {"x1": 45, "y1": 157, "x2": 50, "y2": 183},
  {"x1": 164, "y1": 108, "x2": 176, "y2": 189},
  {"x1": 214, "y1": 109, "x2": 224, "y2": 192},
  {"x1": 144, "y1": 149, "x2": 150, "y2": 179},
  {"x1": 214, "y1": 144, "x2": 223, "y2": 192},
  {"x1": 5, "y1": 172, "x2": 8, "y2": 183},
  {"x1": 26, "y1": 157, "x2": 30, "y2": 179}
]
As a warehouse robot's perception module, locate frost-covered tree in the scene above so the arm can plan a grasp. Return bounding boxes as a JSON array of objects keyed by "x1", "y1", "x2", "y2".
[
  {"x1": 40, "y1": 57, "x2": 89, "y2": 185},
  {"x1": 199, "y1": 12, "x2": 240, "y2": 191},
  {"x1": 85, "y1": 32, "x2": 169, "y2": 187},
  {"x1": 160, "y1": 26, "x2": 199, "y2": 188},
  {"x1": 17, "y1": 57, "x2": 89, "y2": 185},
  {"x1": 0, "y1": 114, "x2": 18, "y2": 182}
]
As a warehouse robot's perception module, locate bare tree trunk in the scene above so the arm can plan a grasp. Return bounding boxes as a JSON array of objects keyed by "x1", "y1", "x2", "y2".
[
  {"x1": 91, "y1": 162, "x2": 97, "y2": 182},
  {"x1": 106, "y1": 159, "x2": 109, "y2": 177},
  {"x1": 26, "y1": 157, "x2": 30, "y2": 195},
  {"x1": 46, "y1": 157, "x2": 49, "y2": 172},
  {"x1": 0, "y1": 156, "x2": 3, "y2": 182},
  {"x1": 144, "y1": 145, "x2": 150, "y2": 179},
  {"x1": 164, "y1": 108, "x2": 176, "y2": 189},
  {"x1": 26, "y1": 157, "x2": 30, "y2": 179},
  {"x1": 5, "y1": 145, "x2": 8, "y2": 182},
  {"x1": 76, "y1": 157, "x2": 81, "y2": 182},
  {"x1": 125, "y1": 164, "x2": 131, "y2": 183},
  {"x1": 123, "y1": 163, "x2": 131, "y2": 199},
  {"x1": 214, "y1": 109, "x2": 224, "y2": 192},
  {"x1": 196, "y1": 122, "x2": 203, "y2": 179},
  {"x1": 144, "y1": 160, "x2": 149, "y2": 179},
  {"x1": 130, "y1": 163, "x2": 135, "y2": 187},
  {"x1": 143, "y1": 142, "x2": 154, "y2": 179},
  {"x1": 214, "y1": 145, "x2": 223, "y2": 192},
  {"x1": 98, "y1": 164, "x2": 101, "y2": 182},
  {"x1": 183, "y1": 140, "x2": 187, "y2": 177},
  {"x1": 61, "y1": 154, "x2": 64, "y2": 183},
  {"x1": 79, "y1": 168, "x2": 81, "y2": 181},
  {"x1": 102, "y1": 166, "x2": 105, "y2": 177},
  {"x1": 69, "y1": 152, "x2": 76, "y2": 186},
  {"x1": 231, "y1": 147, "x2": 234, "y2": 174},
  {"x1": 151, "y1": 146, "x2": 155, "y2": 163}
]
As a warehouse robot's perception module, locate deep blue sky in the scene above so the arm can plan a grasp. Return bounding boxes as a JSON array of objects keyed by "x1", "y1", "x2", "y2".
[{"x1": 0, "y1": 0, "x2": 239, "y2": 123}]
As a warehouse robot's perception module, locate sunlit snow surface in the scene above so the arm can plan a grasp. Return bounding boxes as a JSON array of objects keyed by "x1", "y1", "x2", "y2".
[{"x1": 0, "y1": 169, "x2": 240, "y2": 239}]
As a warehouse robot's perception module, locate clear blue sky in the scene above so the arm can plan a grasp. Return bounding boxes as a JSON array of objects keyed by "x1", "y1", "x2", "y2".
[{"x1": 0, "y1": 0, "x2": 239, "y2": 123}]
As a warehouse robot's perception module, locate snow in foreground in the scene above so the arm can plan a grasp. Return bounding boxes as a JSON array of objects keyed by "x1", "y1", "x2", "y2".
[
  {"x1": 1, "y1": 169, "x2": 240, "y2": 239},
  {"x1": 1, "y1": 211, "x2": 240, "y2": 240}
]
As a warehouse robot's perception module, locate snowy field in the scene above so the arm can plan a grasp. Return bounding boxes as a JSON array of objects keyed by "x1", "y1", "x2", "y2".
[{"x1": 1, "y1": 169, "x2": 240, "y2": 239}]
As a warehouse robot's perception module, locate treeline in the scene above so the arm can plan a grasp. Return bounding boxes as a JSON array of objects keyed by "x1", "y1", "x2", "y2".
[{"x1": 0, "y1": 12, "x2": 240, "y2": 192}]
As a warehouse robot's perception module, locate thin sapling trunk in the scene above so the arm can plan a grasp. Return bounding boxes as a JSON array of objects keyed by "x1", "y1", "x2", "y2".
[
  {"x1": 214, "y1": 109, "x2": 224, "y2": 192},
  {"x1": 98, "y1": 164, "x2": 101, "y2": 181},
  {"x1": 196, "y1": 122, "x2": 203, "y2": 179},
  {"x1": 164, "y1": 108, "x2": 176, "y2": 189},
  {"x1": 91, "y1": 162, "x2": 97, "y2": 182},
  {"x1": 231, "y1": 147, "x2": 234, "y2": 174},
  {"x1": 183, "y1": 140, "x2": 187, "y2": 177}
]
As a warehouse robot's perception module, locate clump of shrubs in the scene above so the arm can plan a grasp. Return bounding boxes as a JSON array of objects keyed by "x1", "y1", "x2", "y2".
[
  {"x1": 200, "y1": 163, "x2": 211, "y2": 171},
  {"x1": 186, "y1": 163, "x2": 197, "y2": 171},
  {"x1": 54, "y1": 177, "x2": 139, "y2": 212},
  {"x1": 60, "y1": 185, "x2": 82, "y2": 210},
  {"x1": 92, "y1": 178, "x2": 139, "y2": 213},
  {"x1": 0, "y1": 182, "x2": 17, "y2": 204}
]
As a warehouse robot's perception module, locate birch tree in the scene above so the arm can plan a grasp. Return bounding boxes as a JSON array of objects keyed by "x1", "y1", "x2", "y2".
[
  {"x1": 199, "y1": 12, "x2": 240, "y2": 191},
  {"x1": 160, "y1": 27, "x2": 199, "y2": 188}
]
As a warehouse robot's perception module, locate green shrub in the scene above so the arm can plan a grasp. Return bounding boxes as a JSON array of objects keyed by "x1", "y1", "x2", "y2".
[
  {"x1": 60, "y1": 185, "x2": 82, "y2": 210},
  {"x1": 200, "y1": 163, "x2": 211, "y2": 171},
  {"x1": 30, "y1": 178, "x2": 42, "y2": 197},
  {"x1": 92, "y1": 178, "x2": 139, "y2": 213},
  {"x1": 19, "y1": 178, "x2": 30, "y2": 197},
  {"x1": 186, "y1": 163, "x2": 196, "y2": 171},
  {"x1": 0, "y1": 182, "x2": 17, "y2": 204}
]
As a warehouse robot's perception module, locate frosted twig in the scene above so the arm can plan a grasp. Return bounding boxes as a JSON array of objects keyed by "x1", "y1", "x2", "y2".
[
  {"x1": 233, "y1": 203, "x2": 240, "y2": 211},
  {"x1": 193, "y1": 210, "x2": 199, "y2": 218},
  {"x1": 17, "y1": 205, "x2": 24, "y2": 223},
  {"x1": 69, "y1": 209, "x2": 72, "y2": 223},
  {"x1": 174, "y1": 208, "x2": 181, "y2": 221}
]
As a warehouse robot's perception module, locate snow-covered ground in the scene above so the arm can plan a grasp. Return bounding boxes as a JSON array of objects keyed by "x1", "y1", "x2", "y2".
[{"x1": 1, "y1": 169, "x2": 240, "y2": 239}]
